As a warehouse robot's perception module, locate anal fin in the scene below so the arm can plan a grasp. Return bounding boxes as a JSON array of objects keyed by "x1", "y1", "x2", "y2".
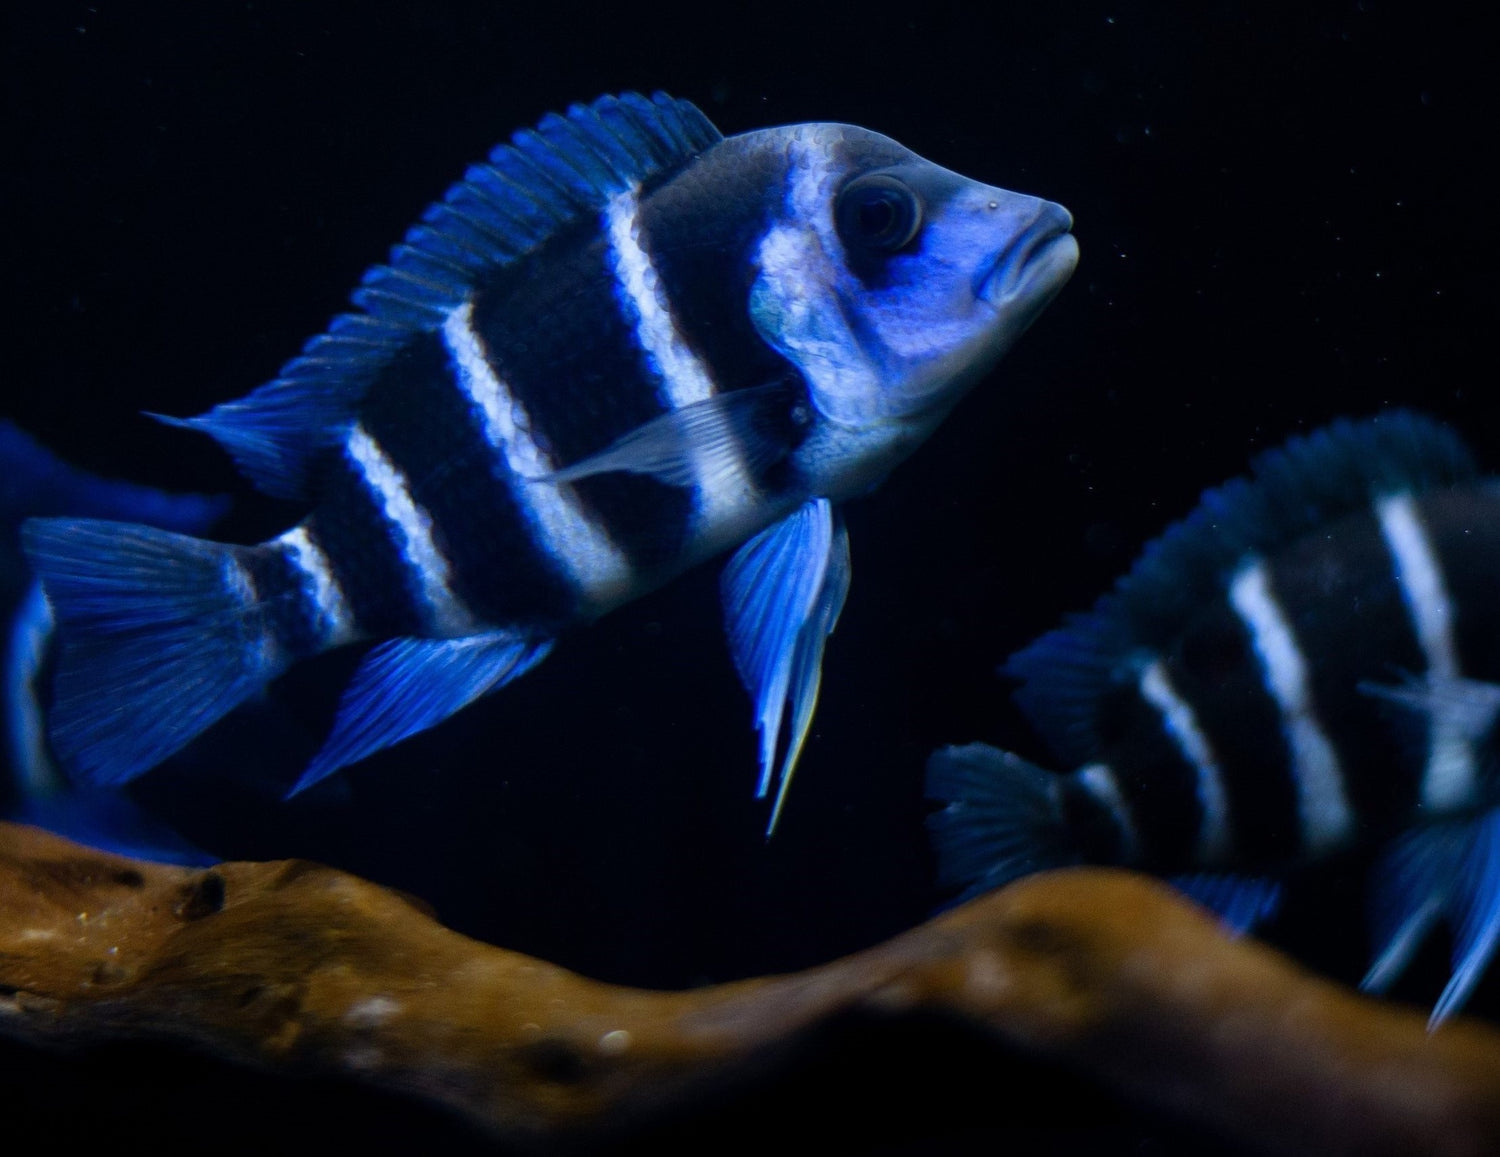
[
  {"x1": 721, "y1": 498, "x2": 850, "y2": 835},
  {"x1": 290, "y1": 631, "x2": 553, "y2": 795}
]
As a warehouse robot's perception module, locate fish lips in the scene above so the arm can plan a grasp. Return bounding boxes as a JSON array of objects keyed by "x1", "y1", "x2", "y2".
[{"x1": 976, "y1": 201, "x2": 1079, "y2": 313}]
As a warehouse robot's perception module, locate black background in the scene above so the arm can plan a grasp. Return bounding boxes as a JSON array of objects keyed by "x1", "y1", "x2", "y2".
[{"x1": 3, "y1": 1, "x2": 1496, "y2": 1152}]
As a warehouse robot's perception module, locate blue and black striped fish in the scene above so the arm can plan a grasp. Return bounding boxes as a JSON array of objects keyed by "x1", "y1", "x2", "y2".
[
  {"x1": 21, "y1": 92, "x2": 1078, "y2": 831},
  {"x1": 927, "y1": 412, "x2": 1500, "y2": 1023}
]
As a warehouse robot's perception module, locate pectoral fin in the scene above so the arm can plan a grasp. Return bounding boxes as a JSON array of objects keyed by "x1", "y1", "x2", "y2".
[
  {"x1": 721, "y1": 497, "x2": 850, "y2": 835},
  {"x1": 543, "y1": 384, "x2": 802, "y2": 490}
]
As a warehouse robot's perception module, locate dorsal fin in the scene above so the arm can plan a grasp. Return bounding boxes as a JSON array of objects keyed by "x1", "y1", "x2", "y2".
[
  {"x1": 164, "y1": 92, "x2": 723, "y2": 499},
  {"x1": 1008, "y1": 411, "x2": 1480, "y2": 764}
]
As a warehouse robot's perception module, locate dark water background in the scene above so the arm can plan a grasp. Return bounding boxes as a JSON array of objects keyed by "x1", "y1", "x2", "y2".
[{"x1": 3, "y1": 1, "x2": 1497, "y2": 1152}]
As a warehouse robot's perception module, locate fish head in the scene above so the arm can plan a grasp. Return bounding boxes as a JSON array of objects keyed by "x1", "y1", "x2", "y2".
[{"x1": 748, "y1": 124, "x2": 1077, "y2": 487}]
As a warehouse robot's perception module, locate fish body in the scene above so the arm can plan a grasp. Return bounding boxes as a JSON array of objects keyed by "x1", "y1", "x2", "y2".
[
  {"x1": 22, "y1": 93, "x2": 1077, "y2": 830},
  {"x1": 927, "y1": 412, "x2": 1500, "y2": 1021}
]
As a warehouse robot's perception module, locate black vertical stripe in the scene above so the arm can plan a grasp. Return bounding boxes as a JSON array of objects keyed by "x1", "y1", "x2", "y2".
[
  {"x1": 1166, "y1": 602, "x2": 1304, "y2": 867},
  {"x1": 358, "y1": 330, "x2": 574, "y2": 627},
  {"x1": 304, "y1": 454, "x2": 427, "y2": 638},
  {"x1": 1089, "y1": 675, "x2": 1204, "y2": 871},
  {"x1": 241, "y1": 544, "x2": 324, "y2": 660},
  {"x1": 1265, "y1": 509, "x2": 1425, "y2": 832},
  {"x1": 470, "y1": 216, "x2": 692, "y2": 575},
  {"x1": 1424, "y1": 487, "x2": 1500, "y2": 682},
  {"x1": 635, "y1": 138, "x2": 812, "y2": 496},
  {"x1": 1060, "y1": 771, "x2": 1131, "y2": 865}
]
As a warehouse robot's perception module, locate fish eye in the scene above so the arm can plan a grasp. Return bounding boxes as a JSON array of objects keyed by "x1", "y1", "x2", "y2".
[{"x1": 835, "y1": 174, "x2": 923, "y2": 254}]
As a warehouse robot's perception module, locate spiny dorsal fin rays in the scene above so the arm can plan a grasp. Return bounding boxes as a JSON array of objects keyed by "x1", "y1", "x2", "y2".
[{"x1": 159, "y1": 93, "x2": 723, "y2": 501}]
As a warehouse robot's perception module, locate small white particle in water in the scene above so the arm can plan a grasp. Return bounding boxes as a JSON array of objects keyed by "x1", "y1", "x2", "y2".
[
  {"x1": 598, "y1": 1029, "x2": 633, "y2": 1055},
  {"x1": 345, "y1": 995, "x2": 402, "y2": 1029}
]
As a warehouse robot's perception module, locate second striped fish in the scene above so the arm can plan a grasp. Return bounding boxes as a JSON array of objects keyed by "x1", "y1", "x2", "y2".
[{"x1": 926, "y1": 411, "x2": 1500, "y2": 1022}]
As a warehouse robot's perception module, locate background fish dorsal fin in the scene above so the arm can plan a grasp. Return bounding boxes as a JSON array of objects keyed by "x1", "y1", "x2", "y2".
[
  {"x1": 168, "y1": 92, "x2": 723, "y2": 500},
  {"x1": 1008, "y1": 410, "x2": 1479, "y2": 764}
]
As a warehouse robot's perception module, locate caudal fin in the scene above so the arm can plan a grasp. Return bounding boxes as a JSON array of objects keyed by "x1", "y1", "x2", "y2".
[
  {"x1": 924, "y1": 742, "x2": 1077, "y2": 902},
  {"x1": 20, "y1": 518, "x2": 286, "y2": 787}
]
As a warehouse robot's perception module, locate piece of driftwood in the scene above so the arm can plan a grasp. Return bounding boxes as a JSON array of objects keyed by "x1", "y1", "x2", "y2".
[{"x1": 2, "y1": 821, "x2": 1498, "y2": 1155}]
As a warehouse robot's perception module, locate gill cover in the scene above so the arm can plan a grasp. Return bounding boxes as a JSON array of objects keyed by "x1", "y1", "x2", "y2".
[{"x1": 749, "y1": 126, "x2": 1077, "y2": 429}]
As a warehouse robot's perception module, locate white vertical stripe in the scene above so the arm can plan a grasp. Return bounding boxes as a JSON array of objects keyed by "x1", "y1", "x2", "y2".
[
  {"x1": 1229, "y1": 559, "x2": 1353, "y2": 853},
  {"x1": 442, "y1": 302, "x2": 633, "y2": 606},
  {"x1": 1138, "y1": 658, "x2": 1232, "y2": 863},
  {"x1": 1076, "y1": 762, "x2": 1140, "y2": 864},
  {"x1": 276, "y1": 525, "x2": 357, "y2": 647},
  {"x1": 603, "y1": 187, "x2": 755, "y2": 527},
  {"x1": 345, "y1": 423, "x2": 475, "y2": 636},
  {"x1": 1376, "y1": 493, "x2": 1476, "y2": 809}
]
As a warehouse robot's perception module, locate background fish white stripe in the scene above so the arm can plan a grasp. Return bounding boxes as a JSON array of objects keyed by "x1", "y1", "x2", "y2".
[
  {"x1": 604, "y1": 188, "x2": 753, "y2": 526},
  {"x1": 1139, "y1": 658, "x2": 1232, "y2": 862},
  {"x1": 1376, "y1": 493, "x2": 1475, "y2": 809},
  {"x1": 345, "y1": 423, "x2": 475, "y2": 636},
  {"x1": 277, "y1": 525, "x2": 356, "y2": 647},
  {"x1": 1229, "y1": 559, "x2": 1353, "y2": 853},
  {"x1": 1077, "y1": 762, "x2": 1140, "y2": 863},
  {"x1": 442, "y1": 302, "x2": 632, "y2": 606}
]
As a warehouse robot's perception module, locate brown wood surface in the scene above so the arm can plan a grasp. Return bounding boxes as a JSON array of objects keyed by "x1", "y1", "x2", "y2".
[{"x1": 3, "y1": 820, "x2": 1498, "y2": 1155}]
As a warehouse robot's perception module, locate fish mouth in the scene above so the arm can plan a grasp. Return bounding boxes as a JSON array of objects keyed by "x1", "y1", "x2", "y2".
[{"x1": 977, "y1": 202, "x2": 1079, "y2": 308}]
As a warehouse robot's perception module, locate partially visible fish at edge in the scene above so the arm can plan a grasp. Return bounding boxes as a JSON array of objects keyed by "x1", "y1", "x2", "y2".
[
  {"x1": 0, "y1": 421, "x2": 222, "y2": 865},
  {"x1": 926, "y1": 412, "x2": 1500, "y2": 1023}
]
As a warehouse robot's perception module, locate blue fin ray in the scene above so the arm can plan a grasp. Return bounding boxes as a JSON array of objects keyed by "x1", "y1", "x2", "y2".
[
  {"x1": 1169, "y1": 873, "x2": 1282, "y2": 937},
  {"x1": 1361, "y1": 820, "x2": 1469, "y2": 995},
  {"x1": 0, "y1": 422, "x2": 229, "y2": 531},
  {"x1": 1433, "y1": 808, "x2": 1500, "y2": 1025},
  {"x1": 290, "y1": 632, "x2": 553, "y2": 795},
  {"x1": 1008, "y1": 411, "x2": 1478, "y2": 764},
  {"x1": 924, "y1": 743, "x2": 1074, "y2": 901},
  {"x1": 721, "y1": 499, "x2": 850, "y2": 833},
  {"x1": 1359, "y1": 812, "x2": 1500, "y2": 1025},
  {"x1": 765, "y1": 517, "x2": 850, "y2": 835},
  {"x1": 19, "y1": 518, "x2": 283, "y2": 787},
  {"x1": 166, "y1": 92, "x2": 722, "y2": 500}
]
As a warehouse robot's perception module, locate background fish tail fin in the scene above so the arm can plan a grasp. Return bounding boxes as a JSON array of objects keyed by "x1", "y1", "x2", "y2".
[
  {"x1": 20, "y1": 518, "x2": 289, "y2": 787},
  {"x1": 12, "y1": 789, "x2": 216, "y2": 866},
  {"x1": 924, "y1": 743, "x2": 1076, "y2": 902}
]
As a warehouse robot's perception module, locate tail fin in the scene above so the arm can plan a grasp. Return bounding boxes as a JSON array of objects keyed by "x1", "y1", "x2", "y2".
[
  {"x1": 925, "y1": 742, "x2": 1077, "y2": 902},
  {"x1": 20, "y1": 518, "x2": 287, "y2": 787}
]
